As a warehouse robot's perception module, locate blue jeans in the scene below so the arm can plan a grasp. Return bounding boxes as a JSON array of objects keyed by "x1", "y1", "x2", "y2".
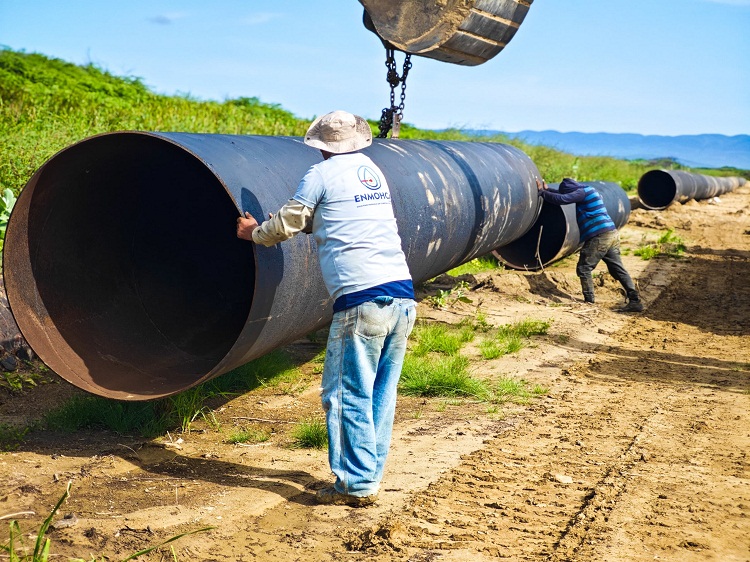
[
  {"x1": 577, "y1": 230, "x2": 639, "y2": 303},
  {"x1": 321, "y1": 296, "x2": 416, "y2": 497}
]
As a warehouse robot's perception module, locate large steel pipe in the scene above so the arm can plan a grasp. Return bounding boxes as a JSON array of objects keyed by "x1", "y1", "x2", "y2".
[
  {"x1": 5, "y1": 133, "x2": 541, "y2": 400},
  {"x1": 492, "y1": 181, "x2": 630, "y2": 271},
  {"x1": 637, "y1": 170, "x2": 743, "y2": 211}
]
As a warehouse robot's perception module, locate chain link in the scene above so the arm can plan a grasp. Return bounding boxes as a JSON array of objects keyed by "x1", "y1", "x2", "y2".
[{"x1": 377, "y1": 48, "x2": 412, "y2": 139}]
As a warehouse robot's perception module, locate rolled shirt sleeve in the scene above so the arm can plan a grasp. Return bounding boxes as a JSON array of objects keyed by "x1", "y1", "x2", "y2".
[{"x1": 251, "y1": 199, "x2": 314, "y2": 247}]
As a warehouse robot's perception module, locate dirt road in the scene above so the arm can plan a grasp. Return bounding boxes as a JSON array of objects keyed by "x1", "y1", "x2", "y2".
[{"x1": 1, "y1": 186, "x2": 748, "y2": 561}]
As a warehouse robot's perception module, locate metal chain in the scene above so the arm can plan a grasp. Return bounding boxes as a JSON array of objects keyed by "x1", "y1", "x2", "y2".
[{"x1": 377, "y1": 48, "x2": 412, "y2": 139}]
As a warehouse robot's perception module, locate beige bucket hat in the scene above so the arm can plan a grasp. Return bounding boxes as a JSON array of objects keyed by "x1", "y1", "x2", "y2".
[{"x1": 304, "y1": 110, "x2": 372, "y2": 154}]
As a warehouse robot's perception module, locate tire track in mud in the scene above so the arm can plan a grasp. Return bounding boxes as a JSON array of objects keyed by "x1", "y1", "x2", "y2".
[
  {"x1": 362, "y1": 361, "x2": 680, "y2": 561},
  {"x1": 548, "y1": 402, "x2": 664, "y2": 561},
  {"x1": 560, "y1": 247, "x2": 750, "y2": 562}
]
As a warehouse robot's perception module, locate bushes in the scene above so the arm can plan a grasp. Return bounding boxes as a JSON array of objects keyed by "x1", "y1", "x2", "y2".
[
  {"x1": 0, "y1": 48, "x2": 311, "y2": 197},
  {"x1": 1, "y1": 47, "x2": 658, "y2": 203}
]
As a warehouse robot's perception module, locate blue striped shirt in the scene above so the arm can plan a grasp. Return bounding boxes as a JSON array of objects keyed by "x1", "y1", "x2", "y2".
[
  {"x1": 539, "y1": 184, "x2": 615, "y2": 242},
  {"x1": 576, "y1": 186, "x2": 616, "y2": 241}
]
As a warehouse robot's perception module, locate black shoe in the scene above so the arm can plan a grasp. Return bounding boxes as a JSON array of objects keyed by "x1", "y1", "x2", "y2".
[{"x1": 618, "y1": 300, "x2": 644, "y2": 313}]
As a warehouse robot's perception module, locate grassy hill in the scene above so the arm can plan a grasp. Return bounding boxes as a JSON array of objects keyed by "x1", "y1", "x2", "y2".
[{"x1": 0, "y1": 47, "x2": 725, "y2": 198}]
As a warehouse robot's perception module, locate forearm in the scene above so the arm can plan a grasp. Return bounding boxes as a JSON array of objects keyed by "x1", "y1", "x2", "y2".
[
  {"x1": 539, "y1": 190, "x2": 583, "y2": 205},
  {"x1": 251, "y1": 200, "x2": 314, "y2": 247}
]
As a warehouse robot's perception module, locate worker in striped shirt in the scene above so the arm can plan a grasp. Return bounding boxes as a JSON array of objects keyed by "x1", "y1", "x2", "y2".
[{"x1": 537, "y1": 178, "x2": 644, "y2": 312}]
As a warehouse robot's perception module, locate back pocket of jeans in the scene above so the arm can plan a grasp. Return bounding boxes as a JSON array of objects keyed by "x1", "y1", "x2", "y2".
[{"x1": 355, "y1": 302, "x2": 392, "y2": 339}]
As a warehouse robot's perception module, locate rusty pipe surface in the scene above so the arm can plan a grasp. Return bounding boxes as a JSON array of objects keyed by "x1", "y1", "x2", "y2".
[
  {"x1": 492, "y1": 181, "x2": 630, "y2": 271},
  {"x1": 360, "y1": 0, "x2": 533, "y2": 66},
  {"x1": 4, "y1": 133, "x2": 541, "y2": 400},
  {"x1": 637, "y1": 170, "x2": 743, "y2": 211}
]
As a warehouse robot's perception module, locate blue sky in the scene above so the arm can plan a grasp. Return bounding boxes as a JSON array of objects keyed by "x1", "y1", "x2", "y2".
[{"x1": 1, "y1": 0, "x2": 748, "y2": 136}]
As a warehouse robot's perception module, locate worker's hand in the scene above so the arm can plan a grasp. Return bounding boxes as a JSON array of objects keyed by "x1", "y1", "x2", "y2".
[
  {"x1": 236, "y1": 212, "x2": 259, "y2": 241},
  {"x1": 536, "y1": 178, "x2": 548, "y2": 192}
]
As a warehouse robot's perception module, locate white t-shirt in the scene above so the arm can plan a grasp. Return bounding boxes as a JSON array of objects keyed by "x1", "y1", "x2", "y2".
[{"x1": 293, "y1": 152, "x2": 412, "y2": 301}]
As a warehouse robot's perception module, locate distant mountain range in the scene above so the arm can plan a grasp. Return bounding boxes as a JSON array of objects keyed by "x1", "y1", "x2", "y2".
[{"x1": 470, "y1": 130, "x2": 750, "y2": 170}]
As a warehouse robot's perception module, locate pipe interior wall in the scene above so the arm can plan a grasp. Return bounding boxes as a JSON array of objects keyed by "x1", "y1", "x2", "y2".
[
  {"x1": 5, "y1": 133, "x2": 541, "y2": 400},
  {"x1": 637, "y1": 170, "x2": 679, "y2": 210},
  {"x1": 491, "y1": 202, "x2": 570, "y2": 270},
  {"x1": 4, "y1": 134, "x2": 255, "y2": 399}
]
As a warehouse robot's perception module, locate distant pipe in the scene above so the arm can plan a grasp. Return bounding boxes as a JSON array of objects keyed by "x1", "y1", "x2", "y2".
[
  {"x1": 492, "y1": 181, "x2": 630, "y2": 271},
  {"x1": 4, "y1": 133, "x2": 541, "y2": 400},
  {"x1": 637, "y1": 170, "x2": 743, "y2": 211}
]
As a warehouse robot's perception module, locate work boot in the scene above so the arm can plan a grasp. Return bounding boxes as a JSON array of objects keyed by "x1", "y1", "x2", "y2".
[
  {"x1": 315, "y1": 487, "x2": 377, "y2": 507},
  {"x1": 618, "y1": 300, "x2": 644, "y2": 313}
]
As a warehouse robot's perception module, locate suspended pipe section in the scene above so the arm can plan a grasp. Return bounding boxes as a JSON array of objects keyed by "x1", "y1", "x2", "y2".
[
  {"x1": 4, "y1": 133, "x2": 541, "y2": 400},
  {"x1": 492, "y1": 181, "x2": 630, "y2": 271},
  {"x1": 360, "y1": 0, "x2": 534, "y2": 66}
]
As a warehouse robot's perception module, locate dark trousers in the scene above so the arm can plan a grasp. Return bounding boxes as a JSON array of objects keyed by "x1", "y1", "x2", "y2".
[{"x1": 576, "y1": 230, "x2": 638, "y2": 303}]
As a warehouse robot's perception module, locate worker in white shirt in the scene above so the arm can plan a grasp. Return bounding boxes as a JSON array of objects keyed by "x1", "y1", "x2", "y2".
[{"x1": 237, "y1": 110, "x2": 416, "y2": 507}]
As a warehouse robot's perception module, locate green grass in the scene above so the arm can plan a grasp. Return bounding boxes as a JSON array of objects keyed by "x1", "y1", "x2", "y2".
[
  {"x1": 399, "y1": 353, "x2": 547, "y2": 406},
  {"x1": 216, "y1": 349, "x2": 306, "y2": 395},
  {"x1": 2, "y1": 50, "x2": 703, "y2": 259},
  {"x1": 41, "y1": 349, "x2": 303, "y2": 438},
  {"x1": 399, "y1": 354, "x2": 489, "y2": 399},
  {"x1": 226, "y1": 428, "x2": 271, "y2": 445},
  {"x1": 410, "y1": 322, "x2": 474, "y2": 356},
  {"x1": 0, "y1": 423, "x2": 31, "y2": 451},
  {"x1": 423, "y1": 280, "x2": 473, "y2": 309},
  {"x1": 657, "y1": 229, "x2": 687, "y2": 255},
  {"x1": 447, "y1": 255, "x2": 502, "y2": 276},
  {"x1": 479, "y1": 319, "x2": 551, "y2": 360},
  {"x1": 310, "y1": 348, "x2": 327, "y2": 374},
  {"x1": 460, "y1": 311, "x2": 494, "y2": 333},
  {"x1": 1, "y1": 481, "x2": 72, "y2": 561},
  {"x1": 0, "y1": 355, "x2": 50, "y2": 395},
  {"x1": 494, "y1": 378, "x2": 532, "y2": 401},
  {"x1": 633, "y1": 245, "x2": 660, "y2": 260},
  {"x1": 1, "y1": 371, "x2": 40, "y2": 392},
  {"x1": 479, "y1": 336, "x2": 524, "y2": 359},
  {"x1": 634, "y1": 229, "x2": 687, "y2": 260},
  {"x1": 43, "y1": 395, "x2": 171, "y2": 437},
  {"x1": 0, "y1": 49, "x2": 309, "y2": 198},
  {"x1": 290, "y1": 418, "x2": 328, "y2": 449},
  {"x1": 492, "y1": 378, "x2": 549, "y2": 404},
  {"x1": 498, "y1": 319, "x2": 550, "y2": 338}
]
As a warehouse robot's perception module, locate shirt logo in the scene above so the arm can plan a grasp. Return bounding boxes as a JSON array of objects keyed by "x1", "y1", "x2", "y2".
[{"x1": 357, "y1": 166, "x2": 381, "y2": 190}]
